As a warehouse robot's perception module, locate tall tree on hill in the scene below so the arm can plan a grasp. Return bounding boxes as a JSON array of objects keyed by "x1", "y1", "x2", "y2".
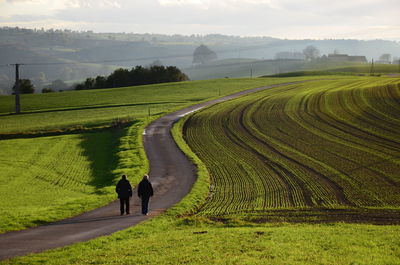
[
  {"x1": 379, "y1": 54, "x2": 391, "y2": 63},
  {"x1": 303, "y1": 45, "x2": 320, "y2": 61},
  {"x1": 192, "y1": 44, "x2": 217, "y2": 65}
]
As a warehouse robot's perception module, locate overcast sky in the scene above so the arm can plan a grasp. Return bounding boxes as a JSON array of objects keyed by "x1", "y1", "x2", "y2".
[{"x1": 0, "y1": 0, "x2": 399, "y2": 40}]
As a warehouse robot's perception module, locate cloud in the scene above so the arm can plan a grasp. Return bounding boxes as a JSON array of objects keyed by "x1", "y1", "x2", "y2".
[
  {"x1": 158, "y1": 0, "x2": 279, "y2": 10},
  {"x1": 0, "y1": 0, "x2": 122, "y2": 19},
  {"x1": 0, "y1": 0, "x2": 398, "y2": 40}
]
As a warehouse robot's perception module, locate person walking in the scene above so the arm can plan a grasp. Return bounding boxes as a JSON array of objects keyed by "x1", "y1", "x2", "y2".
[
  {"x1": 115, "y1": 175, "x2": 132, "y2": 215},
  {"x1": 138, "y1": 174, "x2": 153, "y2": 215}
]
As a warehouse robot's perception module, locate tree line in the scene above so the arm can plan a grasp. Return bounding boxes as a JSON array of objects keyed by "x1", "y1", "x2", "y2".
[
  {"x1": 9, "y1": 65, "x2": 188, "y2": 94},
  {"x1": 75, "y1": 65, "x2": 188, "y2": 90}
]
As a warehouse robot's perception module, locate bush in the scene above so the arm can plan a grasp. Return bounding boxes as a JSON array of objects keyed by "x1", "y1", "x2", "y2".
[
  {"x1": 75, "y1": 65, "x2": 189, "y2": 90},
  {"x1": 42, "y1": 87, "x2": 55, "y2": 93}
]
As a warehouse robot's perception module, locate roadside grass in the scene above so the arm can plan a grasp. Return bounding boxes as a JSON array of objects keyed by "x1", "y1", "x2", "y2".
[
  {"x1": 0, "y1": 78, "x2": 313, "y2": 135},
  {"x1": 4, "y1": 206, "x2": 400, "y2": 264},
  {"x1": 73, "y1": 223, "x2": 399, "y2": 265},
  {"x1": 3, "y1": 75, "x2": 400, "y2": 264}
]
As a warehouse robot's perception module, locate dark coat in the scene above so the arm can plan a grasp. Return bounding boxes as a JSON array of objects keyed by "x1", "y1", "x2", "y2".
[
  {"x1": 138, "y1": 179, "x2": 153, "y2": 198},
  {"x1": 116, "y1": 179, "x2": 132, "y2": 198}
]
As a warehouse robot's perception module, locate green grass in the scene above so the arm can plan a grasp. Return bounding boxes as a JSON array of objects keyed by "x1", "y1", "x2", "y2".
[
  {"x1": 266, "y1": 64, "x2": 400, "y2": 77},
  {"x1": 183, "y1": 76, "x2": 400, "y2": 218},
  {"x1": 184, "y1": 60, "x2": 399, "y2": 80},
  {"x1": 329, "y1": 63, "x2": 400, "y2": 74},
  {"x1": 0, "y1": 129, "x2": 118, "y2": 232},
  {"x1": 0, "y1": 121, "x2": 149, "y2": 233},
  {"x1": 4, "y1": 113, "x2": 400, "y2": 264},
  {"x1": 265, "y1": 70, "x2": 363, "y2": 77},
  {"x1": 3, "y1": 217, "x2": 400, "y2": 264},
  {"x1": 0, "y1": 78, "x2": 311, "y2": 135},
  {"x1": 0, "y1": 77, "x2": 317, "y2": 232},
  {"x1": 2, "y1": 76, "x2": 400, "y2": 264}
]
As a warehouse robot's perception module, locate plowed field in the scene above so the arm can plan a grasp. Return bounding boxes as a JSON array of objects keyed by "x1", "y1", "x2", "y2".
[{"x1": 183, "y1": 77, "x2": 400, "y2": 222}]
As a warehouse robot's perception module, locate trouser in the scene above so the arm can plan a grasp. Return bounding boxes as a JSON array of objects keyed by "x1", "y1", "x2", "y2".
[
  {"x1": 141, "y1": 196, "x2": 150, "y2": 214},
  {"x1": 119, "y1": 197, "x2": 130, "y2": 214}
]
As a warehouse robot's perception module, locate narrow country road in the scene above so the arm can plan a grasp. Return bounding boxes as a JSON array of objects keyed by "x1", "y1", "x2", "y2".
[{"x1": 0, "y1": 82, "x2": 302, "y2": 261}]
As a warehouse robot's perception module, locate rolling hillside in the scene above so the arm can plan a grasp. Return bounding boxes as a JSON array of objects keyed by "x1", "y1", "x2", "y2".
[{"x1": 183, "y1": 76, "x2": 400, "y2": 221}]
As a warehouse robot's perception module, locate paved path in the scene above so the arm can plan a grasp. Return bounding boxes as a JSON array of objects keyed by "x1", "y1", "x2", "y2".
[{"x1": 0, "y1": 82, "x2": 302, "y2": 261}]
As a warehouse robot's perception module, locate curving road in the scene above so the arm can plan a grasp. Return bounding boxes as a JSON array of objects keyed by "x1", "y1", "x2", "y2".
[{"x1": 0, "y1": 82, "x2": 301, "y2": 261}]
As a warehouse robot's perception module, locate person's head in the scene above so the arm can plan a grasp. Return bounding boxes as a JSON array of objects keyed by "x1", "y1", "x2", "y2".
[
  {"x1": 122, "y1": 175, "x2": 127, "y2": 180},
  {"x1": 143, "y1": 174, "x2": 149, "y2": 181}
]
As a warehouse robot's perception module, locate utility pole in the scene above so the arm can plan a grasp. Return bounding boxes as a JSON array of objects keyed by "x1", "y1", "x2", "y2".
[
  {"x1": 250, "y1": 66, "x2": 253, "y2": 78},
  {"x1": 370, "y1": 59, "x2": 374, "y2": 76},
  {"x1": 13, "y1": 64, "x2": 21, "y2": 114},
  {"x1": 398, "y1": 58, "x2": 400, "y2": 74}
]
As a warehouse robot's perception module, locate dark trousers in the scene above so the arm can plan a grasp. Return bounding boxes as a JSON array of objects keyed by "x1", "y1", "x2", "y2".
[
  {"x1": 119, "y1": 197, "x2": 130, "y2": 214},
  {"x1": 141, "y1": 196, "x2": 150, "y2": 214}
]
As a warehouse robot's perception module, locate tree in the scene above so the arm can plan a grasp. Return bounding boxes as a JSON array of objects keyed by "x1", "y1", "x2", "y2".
[
  {"x1": 379, "y1": 54, "x2": 391, "y2": 63},
  {"x1": 42, "y1": 87, "x2": 54, "y2": 93},
  {"x1": 13, "y1": 79, "x2": 35, "y2": 94},
  {"x1": 192, "y1": 44, "x2": 217, "y2": 65},
  {"x1": 106, "y1": 68, "x2": 130, "y2": 88},
  {"x1": 50, "y1": 80, "x2": 68, "y2": 91},
  {"x1": 94, "y1": 76, "x2": 107, "y2": 89},
  {"x1": 303, "y1": 45, "x2": 320, "y2": 61},
  {"x1": 75, "y1": 65, "x2": 188, "y2": 90}
]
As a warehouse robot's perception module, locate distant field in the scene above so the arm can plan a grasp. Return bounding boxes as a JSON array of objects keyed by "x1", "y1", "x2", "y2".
[
  {"x1": 0, "y1": 78, "x2": 307, "y2": 134},
  {"x1": 184, "y1": 59, "x2": 399, "y2": 80},
  {"x1": 330, "y1": 63, "x2": 400, "y2": 74},
  {"x1": 183, "y1": 76, "x2": 400, "y2": 220}
]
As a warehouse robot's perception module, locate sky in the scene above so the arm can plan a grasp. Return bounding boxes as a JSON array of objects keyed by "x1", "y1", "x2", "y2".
[{"x1": 0, "y1": 0, "x2": 399, "y2": 40}]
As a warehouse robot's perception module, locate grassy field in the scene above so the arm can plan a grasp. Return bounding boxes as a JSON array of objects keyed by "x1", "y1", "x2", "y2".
[
  {"x1": 0, "y1": 127, "x2": 146, "y2": 233},
  {"x1": 183, "y1": 76, "x2": 400, "y2": 220},
  {"x1": 4, "y1": 109, "x2": 400, "y2": 264},
  {"x1": 0, "y1": 77, "x2": 314, "y2": 233},
  {"x1": 0, "y1": 78, "x2": 307, "y2": 135},
  {"x1": 3, "y1": 219, "x2": 400, "y2": 265},
  {"x1": 2, "y1": 75, "x2": 400, "y2": 264},
  {"x1": 184, "y1": 58, "x2": 400, "y2": 80}
]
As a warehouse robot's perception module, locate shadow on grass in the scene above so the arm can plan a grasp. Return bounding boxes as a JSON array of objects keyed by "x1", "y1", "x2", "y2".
[{"x1": 79, "y1": 126, "x2": 127, "y2": 192}]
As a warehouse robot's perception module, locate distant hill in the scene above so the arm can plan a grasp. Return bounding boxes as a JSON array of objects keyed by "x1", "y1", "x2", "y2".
[{"x1": 1, "y1": 27, "x2": 399, "y2": 94}]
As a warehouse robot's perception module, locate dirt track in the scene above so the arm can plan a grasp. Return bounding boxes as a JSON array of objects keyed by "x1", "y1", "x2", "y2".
[{"x1": 0, "y1": 82, "x2": 304, "y2": 261}]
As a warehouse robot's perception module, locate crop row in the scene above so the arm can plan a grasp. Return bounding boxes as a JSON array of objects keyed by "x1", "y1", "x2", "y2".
[{"x1": 183, "y1": 77, "x2": 400, "y2": 216}]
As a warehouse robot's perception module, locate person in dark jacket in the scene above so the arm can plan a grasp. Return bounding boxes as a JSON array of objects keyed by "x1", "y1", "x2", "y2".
[
  {"x1": 115, "y1": 175, "x2": 132, "y2": 215},
  {"x1": 137, "y1": 174, "x2": 153, "y2": 215}
]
